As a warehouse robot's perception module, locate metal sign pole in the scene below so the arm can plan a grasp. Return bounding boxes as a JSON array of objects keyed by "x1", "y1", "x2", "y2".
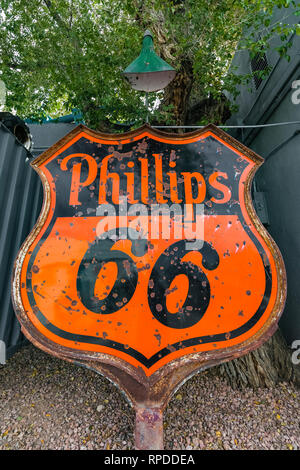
[
  {"x1": 145, "y1": 92, "x2": 149, "y2": 124},
  {"x1": 135, "y1": 405, "x2": 164, "y2": 450}
]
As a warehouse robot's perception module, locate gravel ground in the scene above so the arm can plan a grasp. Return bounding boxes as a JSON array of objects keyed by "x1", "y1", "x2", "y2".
[{"x1": 0, "y1": 344, "x2": 299, "y2": 450}]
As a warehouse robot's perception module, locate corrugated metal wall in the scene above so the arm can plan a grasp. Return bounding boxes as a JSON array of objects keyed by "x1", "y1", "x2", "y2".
[{"x1": 0, "y1": 122, "x2": 42, "y2": 361}]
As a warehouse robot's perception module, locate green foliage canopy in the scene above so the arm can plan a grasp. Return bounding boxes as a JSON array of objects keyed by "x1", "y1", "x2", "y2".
[{"x1": 0, "y1": 0, "x2": 299, "y2": 129}]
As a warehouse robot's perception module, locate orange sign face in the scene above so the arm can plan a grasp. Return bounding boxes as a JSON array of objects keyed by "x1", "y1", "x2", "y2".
[{"x1": 12, "y1": 124, "x2": 286, "y2": 377}]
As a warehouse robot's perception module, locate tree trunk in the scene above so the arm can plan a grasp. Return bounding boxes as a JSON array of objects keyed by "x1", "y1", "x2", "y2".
[
  {"x1": 186, "y1": 94, "x2": 232, "y2": 126},
  {"x1": 210, "y1": 329, "x2": 300, "y2": 389},
  {"x1": 162, "y1": 59, "x2": 194, "y2": 126}
]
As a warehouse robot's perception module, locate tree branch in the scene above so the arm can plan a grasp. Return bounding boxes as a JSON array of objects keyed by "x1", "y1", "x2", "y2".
[{"x1": 42, "y1": 0, "x2": 82, "y2": 53}]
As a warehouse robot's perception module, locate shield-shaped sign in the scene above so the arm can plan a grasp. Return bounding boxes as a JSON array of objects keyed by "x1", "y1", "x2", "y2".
[{"x1": 12, "y1": 124, "x2": 286, "y2": 448}]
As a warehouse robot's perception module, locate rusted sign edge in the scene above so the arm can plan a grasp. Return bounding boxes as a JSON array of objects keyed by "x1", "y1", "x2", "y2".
[{"x1": 30, "y1": 123, "x2": 264, "y2": 167}]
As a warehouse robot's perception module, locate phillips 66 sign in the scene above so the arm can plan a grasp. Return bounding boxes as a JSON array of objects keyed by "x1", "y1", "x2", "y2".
[{"x1": 12, "y1": 124, "x2": 286, "y2": 383}]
